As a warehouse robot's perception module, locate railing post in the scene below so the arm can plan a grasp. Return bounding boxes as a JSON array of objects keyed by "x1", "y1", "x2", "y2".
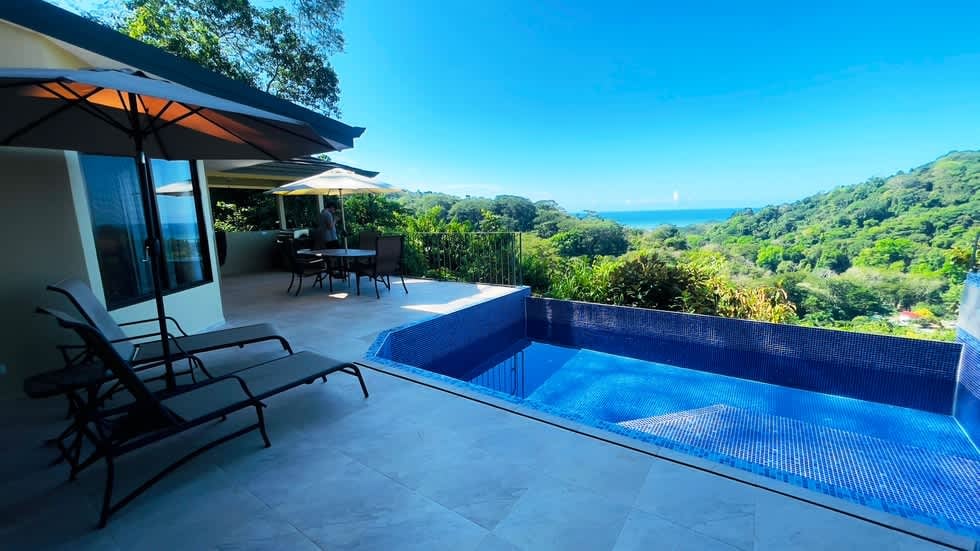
[{"x1": 518, "y1": 232, "x2": 523, "y2": 286}]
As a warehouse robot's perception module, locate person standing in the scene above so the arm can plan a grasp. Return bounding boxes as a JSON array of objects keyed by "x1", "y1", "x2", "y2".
[{"x1": 316, "y1": 199, "x2": 340, "y2": 249}]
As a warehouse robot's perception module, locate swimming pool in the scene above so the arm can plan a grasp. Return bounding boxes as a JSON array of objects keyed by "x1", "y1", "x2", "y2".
[{"x1": 367, "y1": 289, "x2": 980, "y2": 541}]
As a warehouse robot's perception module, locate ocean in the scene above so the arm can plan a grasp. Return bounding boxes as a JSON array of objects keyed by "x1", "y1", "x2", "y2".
[{"x1": 597, "y1": 208, "x2": 743, "y2": 229}]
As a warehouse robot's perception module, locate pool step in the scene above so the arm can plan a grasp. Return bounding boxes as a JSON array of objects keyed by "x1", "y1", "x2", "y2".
[
  {"x1": 618, "y1": 404, "x2": 731, "y2": 432},
  {"x1": 618, "y1": 403, "x2": 980, "y2": 536}
]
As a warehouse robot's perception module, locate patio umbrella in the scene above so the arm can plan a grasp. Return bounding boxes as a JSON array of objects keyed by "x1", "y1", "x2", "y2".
[
  {"x1": 267, "y1": 169, "x2": 399, "y2": 248},
  {"x1": 0, "y1": 67, "x2": 344, "y2": 388}
]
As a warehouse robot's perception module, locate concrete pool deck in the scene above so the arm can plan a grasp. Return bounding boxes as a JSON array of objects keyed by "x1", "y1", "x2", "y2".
[{"x1": 0, "y1": 272, "x2": 974, "y2": 550}]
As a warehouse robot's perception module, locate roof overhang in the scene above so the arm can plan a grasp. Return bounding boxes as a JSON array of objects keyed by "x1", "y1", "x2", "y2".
[
  {"x1": 0, "y1": 0, "x2": 365, "y2": 152},
  {"x1": 205, "y1": 157, "x2": 380, "y2": 190}
]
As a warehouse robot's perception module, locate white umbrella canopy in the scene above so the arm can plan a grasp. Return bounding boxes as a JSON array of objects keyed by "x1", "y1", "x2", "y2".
[
  {"x1": 268, "y1": 168, "x2": 398, "y2": 196},
  {"x1": 268, "y1": 169, "x2": 399, "y2": 246}
]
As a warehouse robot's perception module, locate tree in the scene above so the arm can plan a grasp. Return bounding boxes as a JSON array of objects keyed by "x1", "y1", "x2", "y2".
[
  {"x1": 342, "y1": 194, "x2": 403, "y2": 234},
  {"x1": 755, "y1": 244, "x2": 784, "y2": 271},
  {"x1": 824, "y1": 278, "x2": 891, "y2": 320},
  {"x1": 448, "y1": 198, "x2": 493, "y2": 226},
  {"x1": 491, "y1": 195, "x2": 537, "y2": 231},
  {"x1": 817, "y1": 244, "x2": 851, "y2": 273},
  {"x1": 854, "y1": 238, "x2": 916, "y2": 269},
  {"x1": 106, "y1": 0, "x2": 344, "y2": 115},
  {"x1": 551, "y1": 220, "x2": 629, "y2": 257}
]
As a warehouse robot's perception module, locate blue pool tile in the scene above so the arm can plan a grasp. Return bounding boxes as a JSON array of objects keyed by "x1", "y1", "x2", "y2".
[
  {"x1": 955, "y1": 329, "x2": 980, "y2": 449},
  {"x1": 366, "y1": 293, "x2": 980, "y2": 540},
  {"x1": 526, "y1": 298, "x2": 962, "y2": 413}
]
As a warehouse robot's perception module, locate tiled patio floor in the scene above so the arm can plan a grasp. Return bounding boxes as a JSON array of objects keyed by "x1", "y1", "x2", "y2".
[{"x1": 0, "y1": 273, "x2": 968, "y2": 550}]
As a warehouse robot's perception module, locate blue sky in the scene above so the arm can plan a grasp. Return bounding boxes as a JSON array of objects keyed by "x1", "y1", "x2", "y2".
[
  {"x1": 328, "y1": 1, "x2": 980, "y2": 211},
  {"x1": 54, "y1": 1, "x2": 980, "y2": 211}
]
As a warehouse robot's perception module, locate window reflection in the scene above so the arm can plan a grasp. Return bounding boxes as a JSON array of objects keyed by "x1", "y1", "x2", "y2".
[
  {"x1": 81, "y1": 155, "x2": 211, "y2": 309},
  {"x1": 151, "y1": 161, "x2": 207, "y2": 289}
]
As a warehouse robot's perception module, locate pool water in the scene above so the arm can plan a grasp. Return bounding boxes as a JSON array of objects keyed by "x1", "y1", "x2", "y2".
[{"x1": 440, "y1": 340, "x2": 980, "y2": 538}]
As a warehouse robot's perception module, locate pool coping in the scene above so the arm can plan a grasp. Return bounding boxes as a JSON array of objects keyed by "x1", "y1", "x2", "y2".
[{"x1": 356, "y1": 357, "x2": 979, "y2": 551}]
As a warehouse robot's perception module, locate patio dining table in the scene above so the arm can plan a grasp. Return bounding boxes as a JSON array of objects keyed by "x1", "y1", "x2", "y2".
[
  {"x1": 302, "y1": 248, "x2": 377, "y2": 259},
  {"x1": 299, "y1": 248, "x2": 376, "y2": 293}
]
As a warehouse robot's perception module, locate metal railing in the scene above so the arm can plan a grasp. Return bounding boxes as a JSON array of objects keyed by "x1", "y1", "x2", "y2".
[
  {"x1": 469, "y1": 350, "x2": 526, "y2": 398},
  {"x1": 405, "y1": 232, "x2": 522, "y2": 286}
]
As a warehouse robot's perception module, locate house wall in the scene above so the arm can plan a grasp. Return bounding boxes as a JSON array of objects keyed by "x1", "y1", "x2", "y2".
[
  {"x1": 0, "y1": 148, "x2": 94, "y2": 398},
  {"x1": 221, "y1": 230, "x2": 279, "y2": 277},
  {"x1": 0, "y1": 152, "x2": 225, "y2": 399}
]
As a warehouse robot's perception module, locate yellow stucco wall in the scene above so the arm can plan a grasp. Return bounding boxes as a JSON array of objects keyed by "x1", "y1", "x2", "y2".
[{"x1": 0, "y1": 148, "x2": 93, "y2": 397}]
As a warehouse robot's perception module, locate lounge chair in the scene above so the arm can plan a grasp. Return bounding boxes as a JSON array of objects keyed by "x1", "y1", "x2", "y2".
[
  {"x1": 48, "y1": 279, "x2": 293, "y2": 374},
  {"x1": 354, "y1": 235, "x2": 409, "y2": 299},
  {"x1": 36, "y1": 307, "x2": 369, "y2": 528}
]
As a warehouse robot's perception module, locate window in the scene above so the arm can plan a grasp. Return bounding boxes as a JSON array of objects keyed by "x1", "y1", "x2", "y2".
[{"x1": 80, "y1": 155, "x2": 212, "y2": 309}]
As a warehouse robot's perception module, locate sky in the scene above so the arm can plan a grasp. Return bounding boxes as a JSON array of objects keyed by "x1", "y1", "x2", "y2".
[
  {"x1": 326, "y1": 0, "x2": 980, "y2": 211},
  {"x1": 52, "y1": 0, "x2": 980, "y2": 211}
]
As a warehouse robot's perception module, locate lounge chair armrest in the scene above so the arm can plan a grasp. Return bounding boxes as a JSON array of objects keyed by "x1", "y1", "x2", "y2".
[
  {"x1": 109, "y1": 332, "x2": 163, "y2": 343},
  {"x1": 110, "y1": 331, "x2": 197, "y2": 363},
  {"x1": 118, "y1": 316, "x2": 189, "y2": 336}
]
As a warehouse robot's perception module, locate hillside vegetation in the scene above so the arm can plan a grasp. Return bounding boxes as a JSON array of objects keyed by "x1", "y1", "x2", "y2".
[
  {"x1": 212, "y1": 152, "x2": 980, "y2": 341},
  {"x1": 677, "y1": 151, "x2": 980, "y2": 335}
]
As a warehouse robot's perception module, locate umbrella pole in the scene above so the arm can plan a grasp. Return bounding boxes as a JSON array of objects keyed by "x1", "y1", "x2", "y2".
[
  {"x1": 130, "y1": 96, "x2": 175, "y2": 389},
  {"x1": 340, "y1": 189, "x2": 348, "y2": 251}
]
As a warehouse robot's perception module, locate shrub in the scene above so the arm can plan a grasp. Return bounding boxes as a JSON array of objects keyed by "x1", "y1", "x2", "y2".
[{"x1": 605, "y1": 252, "x2": 690, "y2": 310}]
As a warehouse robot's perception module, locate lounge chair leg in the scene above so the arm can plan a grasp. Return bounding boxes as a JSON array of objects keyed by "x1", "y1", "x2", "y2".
[
  {"x1": 295, "y1": 277, "x2": 303, "y2": 297},
  {"x1": 374, "y1": 277, "x2": 380, "y2": 299},
  {"x1": 400, "y1": 274, "x2": 407, "y2": 293},
  {"x1": 279, "y1": 338, "x2": 294, "y2": 355},
  {"x1": 68, "y1": 429, "x2": 84, "y2": 481},
  {"x1": 98, "y1": 425, "x2": 260, "y2": 527},
  {"x1": 348, "y1": 365, "x2": 370, "y2": 398},
  {"x1": 193, "y1": 357, "x2": 213, "y2": 379},
  {"x1": 254, "y1": 404, "x2": 271, "y2": 448},
  {"x1": 287, "y1": 273, "x2": 295, "y2": 294},
  {"x1": 99, "y1": 455, "x2": 114, "y2": 529}
]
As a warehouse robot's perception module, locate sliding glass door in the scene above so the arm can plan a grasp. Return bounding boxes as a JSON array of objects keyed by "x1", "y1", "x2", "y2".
[{"x1": 80, "y1": 155, "x2": 212, "y2": 309}]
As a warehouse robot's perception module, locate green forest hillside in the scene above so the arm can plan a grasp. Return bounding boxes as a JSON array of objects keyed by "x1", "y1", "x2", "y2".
[
  {"x1": 702, "y1": 151, "x2": 979, "y2": 277},
  {"x1": 672, "y1": 151, "x2": 980, "y2": 333},
  {"x1": 524, "y1": 151, "x2": 979, "y2": 340},
  {"x1": 212, "y1": 151, "x2": 979, "y2": 341}
]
